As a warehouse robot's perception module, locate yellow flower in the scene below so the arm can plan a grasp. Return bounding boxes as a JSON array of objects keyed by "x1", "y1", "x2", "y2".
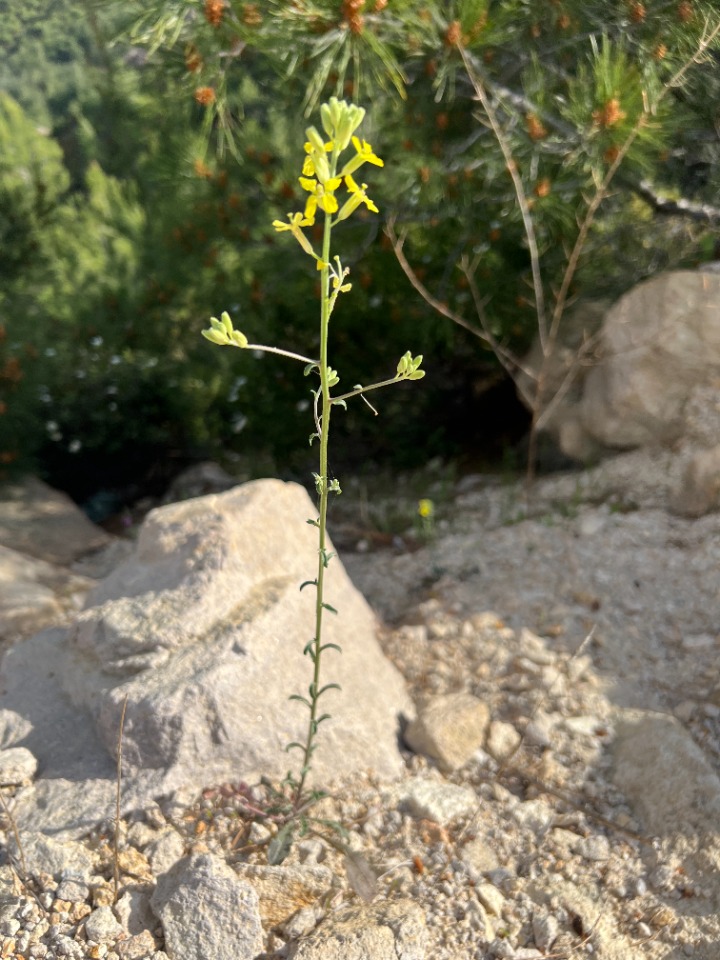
[
  {"x1": 271, "y1": 211, "x2": 317, "y2": 256},
  {"x1": 418, "y1": 498, "x2": 434, "y2": 519},
  {"x1": 303, "y1": 136, "x2": 334, "y2": 182},
  {"x1": 337, "y1": 175, "x2": 379, "y2": 220},
  {"x1": 299, "y1": 175, "x2": 342, "y2": 216},
  {"x1": 340, "y1": 136, "x2": 384, "y2": 177}
]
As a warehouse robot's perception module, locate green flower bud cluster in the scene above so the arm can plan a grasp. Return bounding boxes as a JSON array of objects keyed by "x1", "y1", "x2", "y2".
[
  {"x1": 320, "y1": 97, "x2": 366, "y2": 151},
  {"x1": 202, "y1": 311, "x2": 248, "y2": 348},
  {"x1": 396, "y1": 351, "x2": 425, "y2": 380}
]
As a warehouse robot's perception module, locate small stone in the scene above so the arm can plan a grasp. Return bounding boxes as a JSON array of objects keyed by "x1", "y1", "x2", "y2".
[
  {"x1": 405, "y1": 692, "x2": 490, "y2": 772},
  {"x1": 401, "y1": 778, "x2": 478, "y2": 825},
  {"x1": 512, "y1": 799, "x2": 554, "y2": 833},
  {"x1": 55, "y1": 880, "x2": 89, "y2": 903},
  {"x1": 248, "y1": 822, "x2": 272, "y2": 845},
  {"x1": 116, "y1": 930, "x2": 157, "y2": 959},
  {"x1": 84, "y1": 906, "x2": 124, "y2": 943},
  {"x1": 574, "y1": 835, "x2": 610, "y2": 862},
  {"x1": 146, "y1": 830, "x2": 185, "y2": 877},
  {"x1": 476, "y1": 883, "x2": 505, "y2": 917},
  {"x1": 461, "y1": 838, "x2": 500, "y2": 876},
  {"x1": 532, "y1": 913, "x2": 559, "y2": 951},
  {"x1": 518, "y1": 628, "x2": 556, "y2": 665},
  {"x1": 523, "y1": 713, "x2": 554, "y2": 748},
  {"x1": 114, "y1": 890, "x2": 155, "y2": 937},
  {"x1": 486, "y1": 721, "x2": 522, "y2": 761},
  {"x1": 126, "y1": 823, "x2": 158, "y2": 850}
]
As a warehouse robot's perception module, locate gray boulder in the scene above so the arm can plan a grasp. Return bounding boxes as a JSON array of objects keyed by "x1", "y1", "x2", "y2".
[
  {"x1": 580, "y1": 270, "x2": 720, "y2": 450},
  {"x1": 0, "y1": 476, "x2": 112, "y2": 565},
  {"x1": 520, "y1": 272, "x2": 720, "y2": 472},
  {"x1": 0, "y1": 480, "x2": 412, "y2": 836}
]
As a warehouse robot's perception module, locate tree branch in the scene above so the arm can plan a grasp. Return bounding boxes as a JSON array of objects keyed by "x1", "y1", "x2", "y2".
[{"x1": 631, "y1": 177, "x2": 720, "y2": 224}]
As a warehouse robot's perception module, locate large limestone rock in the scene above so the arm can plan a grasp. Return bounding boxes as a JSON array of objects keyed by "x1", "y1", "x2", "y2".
[
  {"x1": 0, "y1": 480, "x2": 412, "y2": 835},
  {"x1": 0, "y1": 475, "x2": 112, "y2": 565},
  {"x1": 520, "y1": 272, "x2": 720, "y2": 474},
  {"x1": 579, "y1": 271, "x2": 720, "y2": 450}
]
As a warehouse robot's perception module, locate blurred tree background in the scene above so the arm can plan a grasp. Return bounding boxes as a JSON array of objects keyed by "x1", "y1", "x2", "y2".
[{"x1": 2, "y1": 0, "x2": 720, "y2": 514}]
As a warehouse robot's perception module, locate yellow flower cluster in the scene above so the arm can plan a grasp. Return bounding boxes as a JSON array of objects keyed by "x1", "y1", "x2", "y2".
[{"x1": 272, "y1": 98, "x2": 384, "y2": 258}]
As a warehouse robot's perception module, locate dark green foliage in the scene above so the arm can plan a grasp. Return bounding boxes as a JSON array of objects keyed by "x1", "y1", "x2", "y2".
[{"x1": 2, "y1": 0, "x2": 720, "y2": 492}]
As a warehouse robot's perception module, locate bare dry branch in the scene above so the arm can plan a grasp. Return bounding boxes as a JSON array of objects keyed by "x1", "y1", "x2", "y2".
[{"x1": 458, "y1": 44, "x2": 549, "y2": 353}]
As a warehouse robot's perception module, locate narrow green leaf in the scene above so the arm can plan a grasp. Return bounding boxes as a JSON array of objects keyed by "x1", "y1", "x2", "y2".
[
  {"x1": 332, "y1": 399, "x2": 347, "y2": 410},
  {"x1": 321, "y1": 602, "x2": 338, "y2": 614},
  {"x1": 303, "y1": 362, "x2": 319, "y2": 377},
  {"x1": 306, "y1": 518, "x2": 320, "y2": 527},
  {"x1": 268, "y1": 823, "x2": 295, "y2": 865},
  {"x1": 300, "y1": 580, "x2": 318, "y2": 591},
  {"x1": 320, "y1": 642, "x2": 342, "y2": 654},
  {"x1": 318, "y1": 682, "x2": 342, "y2": 697},
  {"x1": 285, "y1": 741, "x2": 306, "y2": 753},
  {"x1": 289, "y1": 694, "x2": 311, "y2": 708}
]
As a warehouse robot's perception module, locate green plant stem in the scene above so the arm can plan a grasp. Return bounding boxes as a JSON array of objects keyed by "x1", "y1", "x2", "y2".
[
  {"x1": 331, "y1": 375, "x2": 402, "y2": 405},
  {"x1": 244, "y1": 344, "x2": 317, "y2": 365},
  {"x1": 292, "y1": 207, "x2": 334, "y2": 810}
]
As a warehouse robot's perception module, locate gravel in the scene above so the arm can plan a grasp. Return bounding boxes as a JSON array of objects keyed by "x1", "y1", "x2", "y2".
[{"x1": 2, "y1": 451, "x2": 720, "y2": 958}]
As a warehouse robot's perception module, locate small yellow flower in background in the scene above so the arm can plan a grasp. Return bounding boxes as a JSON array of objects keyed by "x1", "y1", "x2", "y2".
[{"x1": 418, "y1": 498, "x2": 434, "y2": 519}]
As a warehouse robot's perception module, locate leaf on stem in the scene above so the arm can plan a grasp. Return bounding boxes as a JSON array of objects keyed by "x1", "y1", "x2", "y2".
[
  {"x1": 289, "y1": 694, "x2": 312, "y2": 708},
  {"x1": 344, "y1": 849, "x2": 378, "y2": 902},
  {"x1": 320, "y1": 642, "x2": 342, "y2": 654},
  {"x1": 300, "y1": 579, "x2": 318, "y2": 591},
  {"x1": 268, "y1": 823, "x2": 295, "y2": 865},
  {"x1": 321, "y1": 602, "x2": 338, "y2": 614}
]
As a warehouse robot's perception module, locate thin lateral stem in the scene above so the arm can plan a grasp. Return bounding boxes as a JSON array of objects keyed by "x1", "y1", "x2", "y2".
[
  {"x1": 114, "y1": 694, "x2": 128, "y2": 905},
  {"x1": 331, "y1": 375, "x2": 400, "y2": 405},
  {"x1": 244, "y1": 343, "x2": 317, "y2": 366}
]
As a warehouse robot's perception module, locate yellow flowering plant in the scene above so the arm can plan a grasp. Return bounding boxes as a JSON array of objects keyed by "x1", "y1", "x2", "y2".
[{"x1": 202, "y1": 98, "x2": 425, "y2": 854}]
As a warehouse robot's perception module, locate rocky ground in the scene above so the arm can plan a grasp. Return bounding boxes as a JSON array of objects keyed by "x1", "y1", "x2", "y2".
[{"x1": 1, "y1": 451, "x2": 720, "y2": 960}]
